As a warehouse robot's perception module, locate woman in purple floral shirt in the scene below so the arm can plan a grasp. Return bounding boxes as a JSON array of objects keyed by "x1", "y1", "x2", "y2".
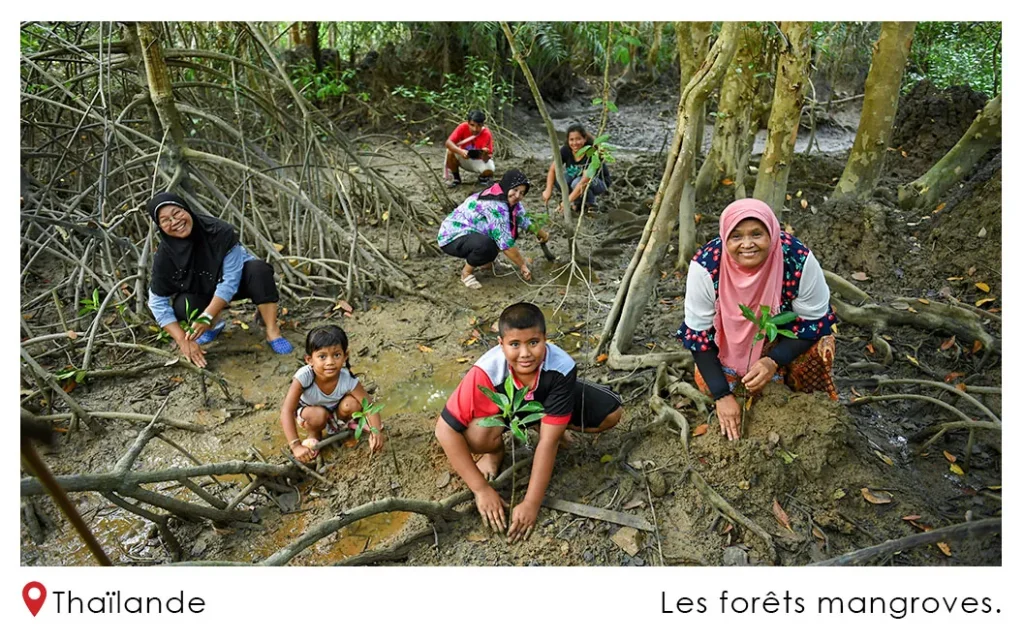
[{"x1": 438, "y1": 169, "x2": 550, "y2": 289}]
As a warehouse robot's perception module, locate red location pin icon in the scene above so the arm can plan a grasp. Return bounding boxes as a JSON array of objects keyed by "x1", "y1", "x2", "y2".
[{"x1": 23, "y1": 581, "x2": 46, "y2": 617}]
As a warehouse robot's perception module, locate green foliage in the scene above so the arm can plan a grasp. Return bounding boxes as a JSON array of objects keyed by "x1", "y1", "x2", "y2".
[
  {"x1": 738, "y1": 304, "x2": 798, "y2": 348},
  {"x1": 56, "y1": 365, "x2": 87, "y2": 385},
  {"x1": 477, "y1": 376, "x2": 545, "y2": 446},
  {"x1": 291, "y1": 59, "x2": 358, "y2": 102},
  {"x1": 577, "y1": 133, "x2": 617, "y2": 181},
  {"x1": 78, "y1": 288, "x2": 102, "y2": 317},
  {"x1": 392, "y1": 56, "x2": 513, "y2": 121},
  {"x1": 905, "y1": 22, "x2": 1001, "y2": 94},
  {"x1": 526, "y1": 209, "x2": 551, "y2": 236},
  {"x1": 351, "y1": 397, "x2": 385, "y2": 441}
]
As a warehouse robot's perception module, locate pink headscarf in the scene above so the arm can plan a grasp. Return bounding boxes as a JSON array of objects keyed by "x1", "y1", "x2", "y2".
[{"x1": 713, "y1": 199, "x2": 784, "y2": 375}]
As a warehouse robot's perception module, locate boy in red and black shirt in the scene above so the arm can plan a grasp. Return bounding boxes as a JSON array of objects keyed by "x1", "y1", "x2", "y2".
[
  {"x1": 435, "y1": 302, "x2": 623, "y2": 542},
  {"x1": 443, "y1": 109, "x2": 495, "y2": 187}
]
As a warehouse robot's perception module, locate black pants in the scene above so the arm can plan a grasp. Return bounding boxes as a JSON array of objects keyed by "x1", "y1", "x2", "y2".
[
  {"x1": 172, "y1": 260, "x2": 279, "y2": 321},
  {"x1": 441, "y1": 233, "x2": 500, "y2": 267}
]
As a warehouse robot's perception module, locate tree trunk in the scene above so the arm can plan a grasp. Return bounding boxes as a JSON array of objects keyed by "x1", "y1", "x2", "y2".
[
  {"x1": 289, "y1": 22, "x2": 302, "y2": 47},
  {"x1": 696, "y1": 24, "x2": 765, "y2": 201},
  {"x1": 676, "y1": 23, "x2": 712, "y2": 268},
  {"x1": 897, "y1": 93, "x2": 1001, "y2": 210},
  {"x1": 647, "y1": 22, "x2": 664, "y2": 79},
  {"x1": 500, "y1": 22, "x2": 573, "y2": 231},
  {"x1": 753, "y1": 21, "x2": 812, "y2": 213},
  {"x1": 135, "y1": 22, "x2": 189, "y2": 186},
  {"x1": 304, "y1": 22, "x2": 321, "y2": 72},
  {"x1": 606, "y1": 22, "x2": 741, "y2": 362},
  {"x1": 833, "y1": 22, "x2": 916, "y2": 199}
]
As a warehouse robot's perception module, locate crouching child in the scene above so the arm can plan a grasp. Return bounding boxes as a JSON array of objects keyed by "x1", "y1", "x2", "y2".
[{"x1": 434, "y1": 302, "x2": 623, "y2": 542}]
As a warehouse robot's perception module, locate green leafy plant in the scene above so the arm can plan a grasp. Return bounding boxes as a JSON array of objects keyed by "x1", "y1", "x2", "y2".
[
  {"x1": 78, "y1": 288, "x2": 102, "y2": 317},
  {"x1": 477, "y1": 375, "x2": 545, "y2": 446},
  {"x1": 734, "y1": 304, "x2": 798, "y2": 434},
  {"x1": 351, "y1": 397, "x2": 400, "y2": 475},
  {"x1": 391, "y1": 56, "x2": 513, "y2": 123},
  {"x1": 291, "y1": 59, "x2": 358, "y2": 102},
  {"x1": 56, "y1": 365, "x2": 87, "y2": 385},
  {"x1": 351, "y1": 397, "x2": 385, "y2": 441}
]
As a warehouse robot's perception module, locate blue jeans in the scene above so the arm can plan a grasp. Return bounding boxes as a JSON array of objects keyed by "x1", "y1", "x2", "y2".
[{"x1": 569, "y1": 175, "x2": 607, "y2": 206}]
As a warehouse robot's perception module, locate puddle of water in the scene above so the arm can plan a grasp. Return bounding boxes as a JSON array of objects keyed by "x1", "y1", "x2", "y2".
[{"x1": 358, "y1": 351, "x2": 465, "y2": 415}]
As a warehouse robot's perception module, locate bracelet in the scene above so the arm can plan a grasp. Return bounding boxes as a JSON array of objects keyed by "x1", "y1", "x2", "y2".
[
  {"x1": 288, "y1": 438, "x2": 300, "y2": 446},
  {"x1": 196, "y1": 313, "x2": 213, "y2": 326}
]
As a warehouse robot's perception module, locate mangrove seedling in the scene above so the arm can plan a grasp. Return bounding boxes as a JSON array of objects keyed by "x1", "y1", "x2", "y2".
[
  {"x1": 477, "y1": 376, "x2": 546, "y2": 512},
  {"x1": 351, "y1": 397, "x2": 399, "y2": 474},
  {"x1": 735, "y1": 304, "x2": 798, "y2": 432},
  {"x1": 78, "y1": 288, "x2": 102, "y2": 316}
]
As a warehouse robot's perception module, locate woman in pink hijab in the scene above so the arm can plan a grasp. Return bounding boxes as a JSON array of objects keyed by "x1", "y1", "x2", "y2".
[{"x1": 676, "y1": 199, "x2": 838, "y2": 440}]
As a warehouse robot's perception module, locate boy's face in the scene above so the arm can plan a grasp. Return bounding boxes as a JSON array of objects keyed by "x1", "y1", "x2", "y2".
[
  {"x1": 499, "y1": 326, "x2": 547, "y2": 377},
  {"x1": 305, "y1": 344, "x2": 347, "y2": 379},
  {"x1": 468, "y1": 120, "x2": 484, "y2": 135}
]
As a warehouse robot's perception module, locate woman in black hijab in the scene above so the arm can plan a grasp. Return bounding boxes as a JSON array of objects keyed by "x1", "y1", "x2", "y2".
[
  {"x1": 436, "y1": 169, "x2": 549, "y2": 289},
  {"x1": 146, "y1": 192, "x2": 293, "y2": 368}
]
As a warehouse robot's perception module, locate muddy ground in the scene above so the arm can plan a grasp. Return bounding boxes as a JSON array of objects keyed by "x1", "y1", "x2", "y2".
[{"x1": 21, "y1": 82, "x2": 1001, "y2": 567}]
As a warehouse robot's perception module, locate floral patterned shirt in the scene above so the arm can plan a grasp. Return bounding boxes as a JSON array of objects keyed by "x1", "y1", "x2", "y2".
[{"x1": 437, "y1": 193, "x2": 533, "y2": 251}]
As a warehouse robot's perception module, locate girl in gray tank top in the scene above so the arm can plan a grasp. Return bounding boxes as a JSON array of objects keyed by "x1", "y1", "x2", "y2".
[{"x1": 279, "y1": 325, "x2": 386, "y2": 463}]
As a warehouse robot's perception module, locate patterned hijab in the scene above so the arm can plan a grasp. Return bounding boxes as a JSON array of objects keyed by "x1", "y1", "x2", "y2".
[
  {"x1": 147, "y1": 192, "x2": 239, "y2": 297},
  {"x1": 713, "y1": 199, "x2": 785, "y2": 375},
  {"x1": 478, "y1": 169, "x2": 531, "y2": 239}
]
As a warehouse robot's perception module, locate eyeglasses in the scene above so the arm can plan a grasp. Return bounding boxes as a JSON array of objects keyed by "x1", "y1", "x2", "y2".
[{"x1": 158, "y1": 209, "x2": 189, "y2": 226}]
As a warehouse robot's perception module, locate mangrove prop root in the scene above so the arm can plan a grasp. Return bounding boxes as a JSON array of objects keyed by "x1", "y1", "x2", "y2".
[{"x1": 812, "y1": 518, "x2": 1001, "y2": 566}]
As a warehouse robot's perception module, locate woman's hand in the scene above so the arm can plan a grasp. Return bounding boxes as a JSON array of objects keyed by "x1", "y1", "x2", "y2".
[
  {"x1": 536, "y1": 228, "x2": 550, "y2": 244},
  {"x1": 542, "y1": 188, "x2": 553, "y2": 204},
  {"x1": 741, "y1": 357, "x2": 778, "y2": 394},
  {"x1": 184, "y1": 319, "x2": 209, "y2": 342},
  {"x1": 716, "y1": 394, "x2": 742, "y2": 441},
  {"x1": 176, "y1": 338, "x2": 207, "y2": 368},
  {"x1": 519, "y1": 262, "x2": 532, "y2": 281}
]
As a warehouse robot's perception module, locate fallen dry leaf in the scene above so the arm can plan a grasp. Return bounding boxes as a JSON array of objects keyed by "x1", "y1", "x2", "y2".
[
  {"x1": 692, "y1": 423, "x2": 708, "y2": 437},
  {"x1": 466, "y1": 532, "x2": 489, "y2": 543},
  {"x1": 932, "y1": 202, "x2": 946, "y2": 213},
  {"x1": 909, "y1": 521, "x2": 933, "y2": 532},
  {"x1": 784, "y1": 223, "x2": 795, "y2": 234},
  {"x1": 937, "y1": 542, "x2": 952, "y2": 557},
  {"x1": 874, "y1": 450, "x2": 894, "y2": 466},
  {"x1": 456, "y1": 357, "x2": 470, "y2": 363},
  {"x1": 721, "y1": 178, "x2": 734, "y2": 185},
  {"x1": 772, "y1": 498, "x2": 793, "y2": 531},
  {"x1": 812, "y1": 525, "x2": 826, "y2": 542},
  {"x1": 902, "y1": 514, "x2": 922, "y2": 521},
  {"x1": 738, "y1": 480, "x2": 750, "y2": 490},
  {"x1": 975, "y1": 297, "x2": 996, "y2": 307},
  {"x1": 972, "y1": 340, "x2": 983, "y2": 354},
  {"x1": 851, "y1": 271, "x2": 869, "y2": 281},
  {"x1": 975, "y1": 282, "x2": 990, "y2": 293},
  {"x1": 944, "y1": 371, "x2": 964, "y2": 383},
  {"x1": 800, "y1": 198, "x2": 808, "y2": 209},
  {"x1": 968, "y1": 266, "x2": 977, "y2": 276},
  {"x1": 917, "y1": 298, "x2": 930, "y2": 305},
  {"x1": 861, "y1": 488, "x2": 893, "y2": 505},
  {"x1": 417, "y1": 344, "x2": 434, "y2": 353},
  {"x1": 950, "y1": 463, "x2": 965, "y2": 476},
  {"x1": 332, "y1": 299, "x2": 354, "y2": 313},
  {"x1": 866, "y1": 343, "x2": 876, "y2": 354},
  {"x1": 946, "y1": 276, "x2": 964, "y2": 281},
  {"x1": 940, "y1": 337, "x2": 957, "y2": 351},
  {"x1": 596, "y1": 353, "x2": 609, "y2": 363},
  {"x1": 67, "y1": 330, "x2": 79, "y2": 340},
  {"x1": 622, "y1": 498, "x2": 646, "y2": 510},
  {"x1": 254, "y1": 403, "x2": 266, "y2": 410},
  {"x1": 905, "y1": 354, "x2": 920, "y2": 366},
  {"x1": 943, "y1": 451, "x2": 957, "y2": 463}
]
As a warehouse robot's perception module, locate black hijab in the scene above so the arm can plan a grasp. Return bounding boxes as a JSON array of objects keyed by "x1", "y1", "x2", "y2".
[
  {"x1": 478, "y1": 169, "x2": 531, "y2": 240},
  {"x1": 147, "y1": 192, "x2": 240, "y2": 297}
]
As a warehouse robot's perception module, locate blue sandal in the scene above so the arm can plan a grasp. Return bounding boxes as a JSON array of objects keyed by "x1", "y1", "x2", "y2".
[
  {"x1": 267, "y1": 336, "x2": 294, "y2": 354},
  {"x1": 195, "y1": 320, "x2": 226, "y2": 346}
]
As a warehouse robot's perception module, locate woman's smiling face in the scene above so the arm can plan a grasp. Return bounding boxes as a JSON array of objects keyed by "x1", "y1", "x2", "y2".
[
  {"x1": 157, "y1": 205, "x2": 193, "y2": 239},
  {"x1": 725, "y1": 217, "x2": 771, "y2": 269},
  {"x1": 567, "y1": 131, "x2": 587, "y2": 154}
]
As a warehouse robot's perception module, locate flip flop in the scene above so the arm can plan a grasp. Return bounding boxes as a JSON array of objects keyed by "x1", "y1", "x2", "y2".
[
  {"x1": 267, "y1": 336, "x2": 294, "y2": 354},
  {"x1": 195, "y1": 320, "x2": 226, "y2": 346},
  {"x1": 461, "y1": 273, "x2": 482, "y2": 289}
]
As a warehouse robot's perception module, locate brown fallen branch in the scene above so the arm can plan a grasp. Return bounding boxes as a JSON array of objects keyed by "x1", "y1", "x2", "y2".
[
  {"x1": 33, "y1": 411, "x2": 206, "y2": 433},
  {"x1": 830, "y1": 297, "x2": 998, "y2": 353},
  {"x1": 541, "y1": 497, "x2": 655, "y2": 532},
  {"x1": 107, "y1": 342, "x2": 232, "y2": 399},
  {"x1": 811, "y1": 517, "x2": 1001, "y2": 566}
]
